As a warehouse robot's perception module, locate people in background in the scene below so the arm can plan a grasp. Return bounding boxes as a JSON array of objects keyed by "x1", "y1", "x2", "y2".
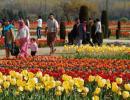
[
  {"x1": 9, "y1": 20, "x2": 17, "y2": 40},
  {"x1": 68, "y1": 18, "x2": 80, "y2": 45},
  {"x1": 82, "y1": 18, "x2": 93, "y2": 46},
  {"x1": 1, "y1": 19, "x2": 15, "y2": 58},
  {"x1": 75, "y1": 20, "x2": 86, "y2": 46},
  {"x1": 37, "y1": 16, "x2": 42, "y2": 39},
  {"x1": 59, "y1": 21, "x2": 66, "y2": 40},
  {"x1": 17, "y1": 20, "x2": 30, "y2": 57},
  {"x1": 45, "y1": 13, "x2": 59, "y2": 55},
  {"x1": 95, "y1": 18, "x2": 103, "y2": 46},
  {"x1": 91, "y1": 20, "x2": 97, "y2": 45},
  {"x1": 25, "y1": 16, "x2": 30, "y2": 28},
  {"x1": 29, "y1": 38, "x2": 38, "y2": 56}
]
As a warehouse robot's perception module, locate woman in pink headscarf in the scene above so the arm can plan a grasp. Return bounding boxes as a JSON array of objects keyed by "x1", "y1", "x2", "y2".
[{"x1": 17, "y1": 19, "x2": 30, "y2": 57}]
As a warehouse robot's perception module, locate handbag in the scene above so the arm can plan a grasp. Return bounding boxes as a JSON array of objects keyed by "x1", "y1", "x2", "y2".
[{"x1": 11, "y1": 43, "x2": 19, "y2": 56}]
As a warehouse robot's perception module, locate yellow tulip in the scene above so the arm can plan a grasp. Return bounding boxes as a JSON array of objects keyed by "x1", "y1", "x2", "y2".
[
  {"x1": 2, "y1": 75, "x2": 7, "y2": 81},
  {"x1": 62, "y1": 74, "x2": 72, "y2": 81},
  {"x1": 112, "y1": 82, "x2": 119, "y2": 93},
  {"x1": 10, "y1": 78, "x2": 16, "y2": 85},
  {"x1": 3, "y1": 81, "x2": 10, "y2": 89},
  {"x1": 55, "y1": 90, "x2": 62, "y2": 96},
  {"x1": 6, "y1": 75, "x2": 12, "y2": 81},
  {"x1": 0, "y1": 88, "x2": 3, "y2": 93},
  {"x1": 92, "y1": 95, "x2": 99, "y2": 100},
  {"x1": 28, "y1": 72, "x2": 35, "y2": 78},
  {"x1": 63, "y1": 81, "x2": 72, "y2": 91},
  {"x1": 117, "y1": 90, "x2": 122, "y2": 96},
  {"x1": 36, "y1": 71, "x2": 42, "y2": 78},
  {"x1": 36, "y1": 86, "x2": 41, "y2": 91},
  {"x1": 88, "y1": 75, "x2": 95, "y2": 82},
  {"x1": 25, "y1": 85, "x2": 33, "y2": 92},
  {"x1": 16, "y1": 74, "x2": 23, "y2": 80},
  {"x1": 116, "y1": 78, "x2": 123, "y2": 85},
  {"x1": 44, "y1": 80, "x2": 56, "y2": 91},
  {"x1": 74, "y1": 78, "x2": 84, "y2": 88},
  {"x1": 17, "y1": 80, "x2": 26, "y2": 87},
  {"x1": 0, "y1": 78, "x2": 3, "y2": 84},
  {"x1": 106, "y1": 80, "x2": 111, "y2": 89},
  {"x1": 57, "y1": 86, "x2": 64, "y2": 92},
  {"x1": 14, "y1": 91, "x2": 20, "y2": 96},
  {"x1": 98, "y1": 79, "x2": 106, "y2": 88},
  {"x1": 55, "y1": 81, "x2": 62, "y2": 86},
  {"x1": 77, "y1": 86, "x2": 84, "y2": 93},
  {"x1": 124, "y1": 84, "x2": 130, "y2": 91},
  {"x1": 95, "y1": 75, "x2": 102, "y2": 82},
  {"x1": 18, "y1": 86, "x2": 24, "y2": 92},
  {"x1": 83, "y1": 87, "x2": 89, "y2": 93},
  {"x1": 0, "y1": 72, "x2": 3, "y2": 78},
  {"x1": 21, "y1": 70, "x2": 28, "y2": 76},
  {"x1": 9, "y1": 71, "x2": 16, "y2": 77},
  {"x1": 122, "y1": 91, "x2": 130, "y2": 99},
  {"x1": 94, "y1": 87, "x2": 101, "y2": 95}
]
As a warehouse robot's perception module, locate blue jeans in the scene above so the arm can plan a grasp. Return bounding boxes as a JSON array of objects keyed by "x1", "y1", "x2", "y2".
[{"x1": 37, "y1": 27, "x2": 42, "y2": 38}]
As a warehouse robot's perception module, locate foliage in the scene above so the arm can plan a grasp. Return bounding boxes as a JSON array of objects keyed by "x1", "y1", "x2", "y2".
[
  {"x1": 79, "y1": 5, "x2": 89, "y2": 23},
  {"x1": 101, "y1": 10, "x2": 109, "y2": 38},
  {"x1": 120, "y1": 17, "x2": 129, "y2": 23}
]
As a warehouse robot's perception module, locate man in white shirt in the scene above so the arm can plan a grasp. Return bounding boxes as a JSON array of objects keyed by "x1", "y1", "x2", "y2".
[
  {"x1": 45, "y1": 13, "x2": 59, "y2": 55},
  {"x1": 95, "y1": 18, "x2": 103, "y2": 46},
  {"x1": 37, "y1": 16, "x2": 42, "y2": 39}
]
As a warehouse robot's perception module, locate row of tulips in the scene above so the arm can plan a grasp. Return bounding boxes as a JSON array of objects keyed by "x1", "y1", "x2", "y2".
[
  {"x1": 62, "y1": 45, "x2": 130, "y2": 59},
  {"x1": 0, "y1": 56, "x2": 130, "y2": 70},
  {"x1": 0, "y1": 56, "x2": 130, "y2": 82},
  {"x1": 0, "y1": 69, "x2": 130, "y2": 99},
  {"x1": 111, "y1": 31, "x2": 130, "y2": 37}
]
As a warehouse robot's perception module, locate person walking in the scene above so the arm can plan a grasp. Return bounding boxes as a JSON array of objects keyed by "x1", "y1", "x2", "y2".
[
  {"x1": 95, "y1": 18, "x2": 103, "y2": 46},
  {"x1": 25, "y1": 17, "x2": 30, "y2": 28},
  {"x1": 75, "y1": 20, "x2": 86, "y2": 46},
  {"x1": 29, "y1": 38, "x2": 38, "y2": 56},
  {"x1": 45, "y1": 13, "x2": 59, "y2": 55},
  {"x1": 91, "y1": 20, "x2": 97, "y2": 45},
  {"x1": 68, "y1": 18, "x2": 80, "y2": 45},
  {"x1": 37, "y1": 16, "x2": 42, "y2": 39},
  {"x1": 17, "y1": 20, "x2": 30, "y2": 57},
  {"x1": 1, "y1": 19, "x2": 15, "y2": 58}
]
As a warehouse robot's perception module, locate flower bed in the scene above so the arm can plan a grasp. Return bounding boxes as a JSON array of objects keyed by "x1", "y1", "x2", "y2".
[
  {"x1": 0, "y1": 67, "x2": 130, "y2": 99},
  {"x1": 62, "y1": 45, "x2": 130, "y2": 59},
  {"x1": 0, "y1": 56, "x2": 130, "y2": 81},
  {"x1": 0, "y1": 53, "x2": 129, "y2": 99}
]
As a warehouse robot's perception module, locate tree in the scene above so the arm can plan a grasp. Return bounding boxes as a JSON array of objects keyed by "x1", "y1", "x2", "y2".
[
  {"x1": 79, "y1": 5, "x2": 89, "y2": 23},
  {"x1": 101, "y1": 10, "x2": 109, "y2": 38}
]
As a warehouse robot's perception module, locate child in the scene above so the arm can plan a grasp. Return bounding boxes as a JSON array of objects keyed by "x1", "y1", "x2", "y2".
[{"x1": 29, "y1": 38, "x2": 38, "y2": 56}]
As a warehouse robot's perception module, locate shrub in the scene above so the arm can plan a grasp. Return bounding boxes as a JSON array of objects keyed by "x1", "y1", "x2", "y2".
[
  {"x1": 120, "y1": 17, "x2": 128, "y2": 23},
  {"x1": 79, "y1": 5, "x2": 89, "y2": 23},
  {"x1": 101, "y1": 10, "x2": 109, "y2": 38}
]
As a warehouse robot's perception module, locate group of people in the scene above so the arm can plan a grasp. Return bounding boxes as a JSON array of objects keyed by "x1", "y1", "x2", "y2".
[
  {"x1": 68, "y1": 18, "x2": 103, "y2": 46},
  {"x1": 0, "y1": 19, "x2": 38, "y2": 58},
  {"x1": 0, "y1": 13, "x2": 103, "y2": 58},
  {"x1": 0, "y1": 13, "x2": 59, "y2": 58}
]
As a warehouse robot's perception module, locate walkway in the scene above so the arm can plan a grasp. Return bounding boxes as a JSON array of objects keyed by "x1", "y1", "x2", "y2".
[{"x1": 0, "y1": 39, "x2": 130, "y2": 58}]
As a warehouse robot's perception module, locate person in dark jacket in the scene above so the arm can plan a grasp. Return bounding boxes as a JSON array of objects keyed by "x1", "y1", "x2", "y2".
[
  {"x1": 91, "y1": 20, "x2": 97, "y2": 44},
  {"x1": 68, "y1": 18, "x2": 80, "y2": 45}
]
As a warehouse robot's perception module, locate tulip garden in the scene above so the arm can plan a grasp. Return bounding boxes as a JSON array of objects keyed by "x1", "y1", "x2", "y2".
[{"x1": 0, "y1": 45, "x2": 129, "y2": 100}]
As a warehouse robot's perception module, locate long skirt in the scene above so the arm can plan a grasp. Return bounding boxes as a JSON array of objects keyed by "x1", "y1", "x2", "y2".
[{"x1": 19, "y1": 37, "x2": 29, "y2": 57}]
